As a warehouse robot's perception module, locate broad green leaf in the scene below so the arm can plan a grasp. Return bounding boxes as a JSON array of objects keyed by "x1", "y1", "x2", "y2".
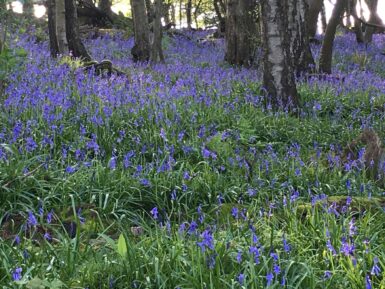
[{"x1": 117, "y1": 233, "x2": 127, "y2": 257}]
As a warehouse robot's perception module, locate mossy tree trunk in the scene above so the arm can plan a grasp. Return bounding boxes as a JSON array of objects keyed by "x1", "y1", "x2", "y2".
[{"x1": 150, "y1": 0, "x2": 164, "y2": 62}]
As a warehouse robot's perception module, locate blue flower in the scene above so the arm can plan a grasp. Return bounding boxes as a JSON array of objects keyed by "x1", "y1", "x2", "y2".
[
  {"x1": 237, "y1": 273, "x2": 245, "y2": 285},
  {"x1": 27, "y1": 211, "x2": 38, "y2": 226},
  {"x1": 12, "y1": 267, "x2": 22, "y2": 281},
  {"x1": 366, "y1": 275, "x2": 372, "y2": 289},
  {"x1": 150, "y1": 207, "x2": 158, "y2": 220},
  {"x1": 371, "y1": 257, "x2": 381, "y2": 276},
  {"x1": 266, "y1": 272, "x2": 274, "y2": 286}
]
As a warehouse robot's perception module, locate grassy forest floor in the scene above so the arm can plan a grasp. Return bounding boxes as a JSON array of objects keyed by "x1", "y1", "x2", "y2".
[{"x1": 1, "y1": 26, "x2": 385, "y2": 288}]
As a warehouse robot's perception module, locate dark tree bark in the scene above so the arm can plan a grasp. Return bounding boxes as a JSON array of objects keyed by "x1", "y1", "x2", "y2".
[
  {"x1": 350, "y1": 0, "x2": 364, "y2": 43},
  {"x1": 98, "y1": 0, "x2": 116, "y2": 20},
  {"x1": 224, "y1": 0, "x2": 257, "y2": 67},
  {"x1": 364, "y1": 0, "x2": 382, "y2": 43},
  {"x1": 48, "y1": 0, "x2": 60, "y2": 57},
  {"x1": 213, "y1": 0, "x2": 225, "y2": 33},
  {"x1": 319, "y1": 0, "x2": 345, "y2": 74},
  {"x1": 306, "y1": 0, "x2": 322, "y2": 38},
  {"x1": 65, "y1": 0, "x2": 92, "y2": 61},
  {"x1": 261, "y1": 0, "x2": 299, "y2": 110},
  {"x1": 289, "y1": 0, "x2": 315, "y2": 75},
  {"x1": 150, "y1": 0, "x2": 164, "y2": 62},
  {"x1": 131, "y1": 0, "x2": 150, "y2": 61},
  {"x1": 186, "y1": 0, "x2": 192, "y2": 28}
]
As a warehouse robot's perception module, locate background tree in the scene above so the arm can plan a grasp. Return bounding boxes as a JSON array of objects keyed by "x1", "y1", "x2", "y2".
[
  {"x1": 150, "y1": 0, "x2": 164, "y2": 62},
  {"x1": 224, "y1": 0, "x2": 257, "y2": 67},
  {"x1": 48, "y1": 0, "x2": 60, "y2": 57},
  {"x1": 306, "y1": 0, "x2": 323, "y2": 38},
  {"x1": 65, "y1": 0, "x2": 91, "y2": 60},
  {"x1": 213, "y1": 0, "x2": 225, "y2": 34},
  {"x1": 364, "y1": 0, "x2": 383, "y2": 43},
  {"x1": 261, "y1": 0, "x2": 299, "y2": 110},
  {"x1": 0, "y1": 0, "x2": 8, "y2": 53},
  {"x1": 319, "y1": 0, "x2": 345, "y2": 74},
  {"x1": 289, "y1": 0, "x2": 315, "y2": 75},
  {"x1": 131, "y1": 0, "x2": 150, "y2": 61},
  {"x1": 56, "y1": 0, "x2": 67, "y2": 53},
  {"x1": 23, "y1": 0, "x2": 34, "y2": 17},
  {"x1": 186, "y1": 0, "x2": 192, "y2": 28}
]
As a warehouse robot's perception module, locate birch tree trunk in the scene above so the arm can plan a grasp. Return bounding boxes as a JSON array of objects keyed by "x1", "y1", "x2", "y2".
[
  {"x1": 261, "y1": 0, "x2": 299, "y2": 110},
  {"x1": 289, "y1": 0, "x2": 315, "y2": 75},
  {"x1": 65, "y1": 0, "x2": 92, "y2": 61},
  {"x1": 131, "y1": 0, "x2": 151, "y2": 61},
  {"x1": 56, "y1": 0, "x2": 67, "y2": 53},
  {"x1": 225, "y1": 0, "x2": 257, "y2": 67},
  {"x1": 319, "y1": 0, "x2": 345, "y2": 74}
]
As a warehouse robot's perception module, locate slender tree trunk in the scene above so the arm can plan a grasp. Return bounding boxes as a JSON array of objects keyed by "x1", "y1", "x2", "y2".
[
  {"x1": 261, "y1": 0, "x2": 299, "y2": 110},
  {"x1": 364, "y1": 0, "x2": 382, "y2": 43},
  {"x1": 99, "y1": 0, "x2": 116, "y2": 20},
  {"x1": 350, "y1": 0, "x2": 364, "y2": 43},
  {"x1": 319, "y1": 0, "x2": 345, "y2": 74},
  {"x1": 289, "y1": 0, "x2": 315, "y2": 75},
  {"x1": 0, "y1": 0, "x2": 8, "y2": 53},
  {"x1": 306, "y1": 0, "x2": 322, "y2": 38},
  {"x1": 179, "y1": 0, "x2": 182, "y2": 27},
  {"x1": 150, "y1": 0, "x2": 164, "y2": 62},
  {"x1": 213, "y1": 0, "x2": 225, "y2": 33},
  {"x1": 186, "y1": 0, "x2": 192, "y2": 28},
  {"x1": 193, "y1": 0, "x2": 202, "y2": 29},
  {"x1": 131, "y1": 0, "x2": 150, "y2": 61},
  {"x1": 225, "y1": 0, "x2": 257, "y2": 67},
  {"x1": 56, "y1": 0, "x2": 67, "y2": 53},
  {"x1": 48, "y1": 0, "x2": 60, "y2": 57},
  {"x1": 171, "y1": 3, "x2": 176, "y2": 24},
  {"x1": 65, "y1": 0, "x2": 91, "y2": 61}
]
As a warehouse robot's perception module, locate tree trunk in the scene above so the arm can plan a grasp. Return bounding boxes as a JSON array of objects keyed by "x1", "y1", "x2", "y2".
[
  {"x1": 179, "y1": 0, "x2": 182, "y2": 27},
  {"x1": 56, "y1": 0, "x2": 67, "y2": 53},
  {"x1": 213, "y1": 0, "x2": 225, "y2": 33},
  {"x1": 306, "y1": 0, "x2": 322, "y2": 38},
  {"x1": 261, "y1": 0, "x2": 299, "y2": 110},
  {"x1": 65, "y1": 0, "x2": 92, "y2": 61},
  {"x1": 225, "y1": 0, "x2": 257, "y2": 67},
  {"x1": 364, "y1": 0, "x2": 382, "y2": 43},
  {"x1": 186, "y1": 0, "x2": 192, "y2": 28},
  {"x1": 150, "y1": 0, "x2": 164, "y2": 62},
  {"x1": 289, "y1": 0, "x2": 315, "y2": 75},
  {"x1": 131, "y1": 0, "x2": 151, "y2": 61},
  {"x1": 98, "y1": 0, "x2": 115, "y2": 20},
  {"x1": 319, "y1": 0, "x2": 345, "y2": 74},
  {"x1": 48, "y1": 0, "x2": 60, "y2": 57},
  {"x1": 171, "y1": 3, "x2": 176, "y2": 24},
  {"x1": 350, "y1": 0, "x2": 364, "y2": 43},
  {"x1": 0, "y1": 1, "x2": 7, "y2": 53}
]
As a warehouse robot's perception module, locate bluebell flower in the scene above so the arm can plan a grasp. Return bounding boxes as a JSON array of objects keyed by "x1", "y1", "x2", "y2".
[
  {"x1": 266, "y1": 272, "x2": 274, "y2": 286},
  {"x1": 371, "y1": 257, "x2": 381, "y2": 276},
  {"x1": 366, "y1": 275, "x2": 372, "y2": 289},
  {"x1": 12, "y1": 267, "x2": 22, "y2": 281},
  {"x1": 237, "y1": 273, "x2": 245, "y2": 285},
  {"x1": 150, "y1": 207, "x2": 159, "y2": 220},
  {"x1": 28, "y1": 211, "x2": 38, "y2": 226}
]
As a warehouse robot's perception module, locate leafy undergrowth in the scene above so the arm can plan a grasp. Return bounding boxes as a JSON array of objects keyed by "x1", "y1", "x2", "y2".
[{"x1": 1, "y1": 28, "x2": 385, "y2": 288}]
